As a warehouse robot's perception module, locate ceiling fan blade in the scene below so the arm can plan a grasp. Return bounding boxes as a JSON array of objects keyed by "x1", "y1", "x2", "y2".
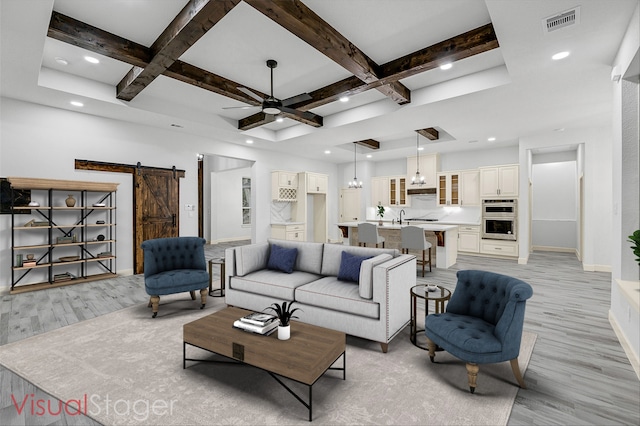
[
  {"x1": 282, "y1": 93, "x2": 312, "y2": 107},
  {"x1": 222, "y1": 105, "x2": 259, "y2": 110},
  {"x1": 238, "y1": 87, "x2": 264, "y2": 102}
]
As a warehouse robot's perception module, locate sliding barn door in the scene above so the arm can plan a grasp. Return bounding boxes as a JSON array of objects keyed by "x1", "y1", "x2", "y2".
[{"x1": 134, "y1": 169, "x2": 180, "y2": 273}]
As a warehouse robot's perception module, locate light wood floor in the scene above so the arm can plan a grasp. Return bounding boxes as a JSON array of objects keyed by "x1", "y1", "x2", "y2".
[{"x1": 0, "y1": 242, "x2": 638, "y2": 425}]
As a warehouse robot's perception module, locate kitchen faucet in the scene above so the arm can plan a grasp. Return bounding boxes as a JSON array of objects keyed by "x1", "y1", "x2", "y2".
[{"x1": 399, "y1": 209, "x2": 406, "y2": 225}]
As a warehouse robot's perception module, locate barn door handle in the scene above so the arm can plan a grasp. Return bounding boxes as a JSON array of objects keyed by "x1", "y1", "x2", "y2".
[{"x1": 172, "y1": 214, "x2": 176, "y2": 227}]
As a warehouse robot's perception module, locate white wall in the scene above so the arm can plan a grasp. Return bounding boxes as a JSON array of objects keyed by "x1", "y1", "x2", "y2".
[
  {"x1": 0, "y1": 98, "x2": 340, "y2": 293},
  {"x1": 531, "y1": 161, "x2": 578, "y2": 250},
  {"x1": 210, "y1": 167, "x2": 252, "y2": 243}
]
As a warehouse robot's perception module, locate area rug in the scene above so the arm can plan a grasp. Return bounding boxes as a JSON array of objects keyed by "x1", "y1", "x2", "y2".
[{"x1": 0, "y1": 294, "x2": 536, "y2": 425}]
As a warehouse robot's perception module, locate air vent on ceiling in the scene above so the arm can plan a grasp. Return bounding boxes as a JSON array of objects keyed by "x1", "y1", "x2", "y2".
[{"x1": 542, "y1": 6, "x2": 580, "y2": 33}]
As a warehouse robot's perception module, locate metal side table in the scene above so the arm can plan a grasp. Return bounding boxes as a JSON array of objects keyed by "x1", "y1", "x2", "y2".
[
  {"x1": 208, "y1": 258, "x2": 226, "y2": 297},
  {"x1": 410, "y1": 284, "x2": 451, "y2": 350}
]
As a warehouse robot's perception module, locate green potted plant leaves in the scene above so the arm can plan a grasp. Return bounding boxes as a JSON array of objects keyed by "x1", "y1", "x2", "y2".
[
  {"x1": 628, "y1": 230, "x2": 640, "y2": 264},
  {"x1": 377, "y1": 204, "x2": 385, "y2": 226},
  {"x1": 266, "y1": 301, "x2": 301, "y2": 340}
]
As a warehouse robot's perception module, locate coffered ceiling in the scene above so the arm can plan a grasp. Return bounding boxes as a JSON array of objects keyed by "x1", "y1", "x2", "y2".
[{"x1": 1, "y1": 0, "x2": 637, "y2": 163}]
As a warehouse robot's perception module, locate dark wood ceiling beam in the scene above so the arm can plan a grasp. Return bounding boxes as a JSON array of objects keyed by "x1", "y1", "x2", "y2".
[
  {"x1": 417, "y1": 128, "x2": 439, "y2": 141},
  {"x1": 48, "y1": 11, "x2": 151, "y2": 68},
  {"x1": 47, "y1": 11, "x2": 263, "y2": 106},
  {"x1": 378, "y1": 23, "x2": 499, "y2": 83},
  {"x1": 355, "y1": 139, "x2": 380, "y2": 150},
  {"x1": 237, "y1": 112, "x2": 276, "y2": 131},
  {"x1": 116, "y1": 0, "x2": 241, "y2": 101},
  {"x1": 244, "y1": 0, "x2": 411, "y2": 105}
]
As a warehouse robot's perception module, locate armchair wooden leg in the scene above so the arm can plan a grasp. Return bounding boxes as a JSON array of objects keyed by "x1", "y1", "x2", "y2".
[
  {"x1": 426, "y1": 337, "x2": 436, "y2": 362},
  {"x1": 510, "y1": 358, "x2": 527, "y2": 389},
  {"x1": 150, "y1": 296, "x2": 160, "y2": 318},
  {"x1": 200, "y1": 288, "x2": 207, "y2": 310},
  {"x1": 147, "y1": 298, "x2": 152, "y2": 308},
  {"x1": 466, "y1": 363, "x2": 479, "y2": 393},
  {"x1": 189, "y1": 290, "x2": 196, "y2": 300}
]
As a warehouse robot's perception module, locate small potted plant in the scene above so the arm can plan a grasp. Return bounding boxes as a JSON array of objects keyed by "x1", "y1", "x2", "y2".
[
  {"x1": 266, "y1": 301, "x2": 301, "y2": 340},
  {"x1": 377, "y1": 204, "x2": 385, "y2": 226},
  {"x1": 628, "y1": 229, "x2": 640, "y2": 264}
]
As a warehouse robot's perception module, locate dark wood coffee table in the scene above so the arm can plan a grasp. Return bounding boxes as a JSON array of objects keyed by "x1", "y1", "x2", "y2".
[{"x1": 183, "y1": 307, "x2": 346, "y2": 421}]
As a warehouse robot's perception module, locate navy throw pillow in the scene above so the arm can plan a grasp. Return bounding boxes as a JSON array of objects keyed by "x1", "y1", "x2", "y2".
[
  {"x1": 267, "y1": 244, "x2": 298, "y2": 274},
  {"x1": 337, "y1": 251, "x2": 372, "y2": 283}
]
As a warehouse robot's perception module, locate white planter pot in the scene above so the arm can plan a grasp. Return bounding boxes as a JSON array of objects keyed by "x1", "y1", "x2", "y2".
[{"x1": 278, "y1": 325, "x2": 290, "y2": 340}]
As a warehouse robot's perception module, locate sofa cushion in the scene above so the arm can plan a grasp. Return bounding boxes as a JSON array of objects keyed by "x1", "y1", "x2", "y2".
[
  {"x1": 235, "y1": 242, "x2": 269, "y2": 277},
  {"x1": 267, "y1": 239, "x2": 324, "y2": 274},
  {"x1": 295, "y1": 277, "x2": 379, "y2": 319},
  {"x1": 337, "y1": 251, "x2": 372, "y2": 283},
  {"x1": 321, "y1": 243, "x2": 398, "y2": 277},
  {"x1": 229, "y1": 270, "x2": 321, "y2": 301},
  {"x1": 267, "y1": 244, "x2": 298, "y2": 274},
  {"x1": 359, "y1": 253, "x2": 393, "y2": 299}
]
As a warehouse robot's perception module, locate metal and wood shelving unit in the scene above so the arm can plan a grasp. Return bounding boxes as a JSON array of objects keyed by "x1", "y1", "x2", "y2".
[{"x1": 9, "y1": 177, "x2": 119, "y2": 294}]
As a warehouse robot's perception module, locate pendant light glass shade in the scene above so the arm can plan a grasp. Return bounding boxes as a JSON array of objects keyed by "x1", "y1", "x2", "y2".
[
  {"x1": 411, "y1": 133, "x2": 425, "y2": 185},
  {"x1": 348, "y1": 143, "x2": 363, "y2": 188}
]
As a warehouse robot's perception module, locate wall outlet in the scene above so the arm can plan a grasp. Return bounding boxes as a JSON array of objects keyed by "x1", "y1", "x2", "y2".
[{"x1": 185, "y1": 204, "x2": 194, "y2": 211}]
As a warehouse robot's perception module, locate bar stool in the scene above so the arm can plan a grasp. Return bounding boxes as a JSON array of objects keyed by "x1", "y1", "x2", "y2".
[
  {"x1": 358, "y1": 223, "x2": 385, "y2": 248},
  {"x1": 401, "y1": 225, "x2": 432, "y2": 276}
]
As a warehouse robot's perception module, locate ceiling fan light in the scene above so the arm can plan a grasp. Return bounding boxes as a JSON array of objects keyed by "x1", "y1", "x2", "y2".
[{"x1": 263, "y1": 106, "x2": 281, "y2": 115}]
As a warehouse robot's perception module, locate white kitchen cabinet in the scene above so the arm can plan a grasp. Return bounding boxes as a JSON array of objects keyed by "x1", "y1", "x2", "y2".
[
  {"x1": 306, "y1": 172, "x2": 328, "y2": 194},
  {"x1": 371, "y1": 176, "x2": 390, "y2": 206},
  {"x1": 271, "y1": 171, "x2": 298, "y2": 201},
  {"x1": 458, "y1": 225, "x2": 480, "y2": 253},
  {"x1": 460, "y1": 169, "x2": 480, "y2": 206},
  {"x1": 271, "y1": 224, "x2": 305, "y2": 241},
  {"x1": 480, "y1": 239, "x2": 518, "y2": 257},
  {"x1": 407, "y1": 153, "x2": 439, "y2": 188},
  {"x1": 389, "y1": 176, "x2": 409, "y2": 206},
  {"x1": 479, "y1": 165, "x2": 519, "y2": 197},
  {"x1": 437, "y1": 172, "x2": 460, "y2": 206}
]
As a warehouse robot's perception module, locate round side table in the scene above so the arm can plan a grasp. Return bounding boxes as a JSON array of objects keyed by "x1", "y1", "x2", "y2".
[
  {"x1": 208, "y1": 258, "x2": 226, "y2": 297},
  {"x1": 410, "y1": 284, "x2": 451, "y2": 350}
]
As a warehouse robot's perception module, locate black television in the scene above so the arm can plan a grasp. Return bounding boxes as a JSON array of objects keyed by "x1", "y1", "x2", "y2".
[{"x1": 0, "y1": 178, "x2": 31, "y2": 214}]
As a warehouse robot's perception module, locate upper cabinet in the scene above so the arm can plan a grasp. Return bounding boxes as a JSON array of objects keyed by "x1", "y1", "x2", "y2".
[
  {"x1": 479, "y1": 165, "x2": 519, "y2": 197},
  {"x1": 437, "y1": 169, "x2": 480, "y2": 206},
  {"x1": 272, "y1": 171, "x2": 298, "y2": 201},
  {"x1": 460, "y1": 169, "x2": 481, "y2": 206},
  {"x1": 306, "y1": 172, "x2": 328, "y2": 194},
  {"x1": 407, "y1": 153, "x2": 439, "y2": 188},
  {"x1": 389, "y1": 176, "x2": 409, "y2": 206},
  {"x1": 371, "y1": 176, "x2": 390, "y2": 206}
]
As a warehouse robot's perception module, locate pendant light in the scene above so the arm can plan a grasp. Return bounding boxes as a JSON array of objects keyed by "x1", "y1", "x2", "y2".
[
  {"x1": 348, "y1": 143, "x2": 363, "y2": 188},
  {"x1": 411, "y1": 132, "x2": 425, "y2": 185}
]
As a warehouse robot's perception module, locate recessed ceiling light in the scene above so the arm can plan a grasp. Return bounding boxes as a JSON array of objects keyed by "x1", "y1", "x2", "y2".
[
  {"x1": 366, "y1": 154, "x2": 372, "y2": 158},
  {"x1": 84, "y1": 56, "x2": 100, "y2": 64},
  {"x1": 324, "y1": 150, "x2": 331, "y2": 154},
  {"x1": 246, "y1": 139, "x2": 253, "y2": 144},
  {"x1": 70, "y1": 101, "x2": 83, "y2": 107},
  {"x1": 552, "y1": 51, "x2": 570, "y2": 60},
  {"x1": 418, "y1": 147, "x2": 424, "y2": 151},
  {"x1": 439, "y1": 63, "x2": 452, "y2": 70},
  {"x1": 275, "y1": 116, "x2": 284, "y2": 123},
  {"x1": 54, "y1": 57, "x2": 68, "y2": 65},
  {"x1": 339, "y1": 96, "x2": 349, "y2": 102},
  {"x1": 487, "y1": 137, "x2": 496, "y2": 142}
]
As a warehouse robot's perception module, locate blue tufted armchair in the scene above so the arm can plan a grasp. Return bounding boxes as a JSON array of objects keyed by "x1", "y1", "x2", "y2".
[
  {"x1": 141, "y1": 237, "x2": 209, "y2": 318},
  {"x1": 425, "y1": 270, "x2": 533, "y2": 393}
]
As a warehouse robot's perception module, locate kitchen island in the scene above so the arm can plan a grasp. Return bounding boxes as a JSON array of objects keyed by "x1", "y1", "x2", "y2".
[{"x1": 336, "y1": 222, "x2": 458, "y2": 269}]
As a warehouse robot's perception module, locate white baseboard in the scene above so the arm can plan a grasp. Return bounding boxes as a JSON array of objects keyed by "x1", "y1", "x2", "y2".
[
  {"x1": 582, "y1": 263, "x2": 612, "y2": 272},
  {"x1": 518, "y1": 256, "x2": 528, "y2": 264},
  {"x1": 609, "y1": 310, "x2": 640, "y2": 380},
  {"x1": 118, "y1": 269, "x2": 134, "y2": 276},
  {"x1": 531, "y1": 245, "x2": 578, "y2": 254}
]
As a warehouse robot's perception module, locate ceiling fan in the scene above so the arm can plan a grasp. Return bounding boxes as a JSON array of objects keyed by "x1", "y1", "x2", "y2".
[{"x1": 224, "y1": 59, "x2": 312, "y2": 117}]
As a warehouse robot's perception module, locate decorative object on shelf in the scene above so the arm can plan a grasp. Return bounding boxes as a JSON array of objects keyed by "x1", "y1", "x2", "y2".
[
  {"x1": 96, "y1": 220, "x2": 105, "y2": 224},
  {"x1": 28, "y1": 201, "x2": 39, "y2": 207},
  {"x1": 265, "y1": 301, "x2": 301, "y2": 341},
  {"x1": 377, "y1": 204, "x2": 385, "y2": 226},
  {"x1": 56, "y1": 236, "x2": 73, "y2": 244},
  {"x1": 26, "y1": 253, "x2": 34, "y2": 260},
  {"x1": 628, "y1": 229, "x2": 640, "y2": 264},
  {"x1": 92, "y1": 203, "x2": 106, "y2": 207},
  {"x1": 411, "y1": 132, "x2": 425, "y2": 185},
  {"x1": 15, "y1": 254, "x2": 22, "y2": 267},
  {"x1": 97, "y1": 234, "x2": 105, "y2": 241},
  {"x1": 65, "y1": 194, "x2": 76, "y2": 207},
  {"x1": 348, "y1": 142, "x2": 363, "y2": 189},
  {"x1": 59, "y1": 256, "x2": 80, "y2": 262}
]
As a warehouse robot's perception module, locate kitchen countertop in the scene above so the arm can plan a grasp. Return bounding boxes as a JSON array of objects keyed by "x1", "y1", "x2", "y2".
[{"x1": 336, "y1": 221, "x2": 458, "y2": 231}]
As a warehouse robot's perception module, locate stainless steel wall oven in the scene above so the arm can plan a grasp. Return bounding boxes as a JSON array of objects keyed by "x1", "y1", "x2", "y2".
[{"x1": 482, "y1": 199, "x2": 517, "y2": 241}]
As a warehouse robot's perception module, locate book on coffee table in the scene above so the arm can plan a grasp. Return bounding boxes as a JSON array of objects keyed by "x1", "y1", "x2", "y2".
[
  {"x1": 233, "y1": 319, "x2": 279, "y2": 335},
  {"x1": 240, "y1": 312, "x2": 277, "y2": 326}
]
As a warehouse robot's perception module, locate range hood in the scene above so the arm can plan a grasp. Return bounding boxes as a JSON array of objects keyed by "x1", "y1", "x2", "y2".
[{"x1": 407, "y1": 187, "x2": 436, "y2": 195}]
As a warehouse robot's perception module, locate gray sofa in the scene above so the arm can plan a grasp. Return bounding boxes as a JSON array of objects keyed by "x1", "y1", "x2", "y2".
[{"x1": 225, "y1": 239, "x2": 416, "y2": 352}]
